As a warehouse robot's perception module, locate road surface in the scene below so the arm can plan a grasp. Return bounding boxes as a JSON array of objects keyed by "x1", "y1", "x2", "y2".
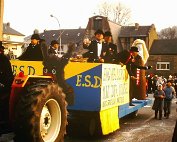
[{"x1": 65, "y1": 94, "x2": 177, "y2": 142}]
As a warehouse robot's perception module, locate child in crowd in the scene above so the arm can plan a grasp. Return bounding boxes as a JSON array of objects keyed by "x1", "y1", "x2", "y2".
[{"x1": 152, "y1": 84, "x2": 165, "y2": 120}]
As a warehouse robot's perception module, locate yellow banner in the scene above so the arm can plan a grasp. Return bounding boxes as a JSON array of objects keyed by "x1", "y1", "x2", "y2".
[
  {"x1": 100, "y1": 106, "x2": 119, "y2": 135},
  {"x1": 10, "y1": 60, "x2": 101, "y2": 80},
  {"x1": 11, "y1": 60, "x2": 43, "y2": 75}
]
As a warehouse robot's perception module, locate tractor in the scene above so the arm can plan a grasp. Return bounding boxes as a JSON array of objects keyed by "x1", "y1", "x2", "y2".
[{"x1": 8, "y1": 41, "x2": 75, "y2": 142}]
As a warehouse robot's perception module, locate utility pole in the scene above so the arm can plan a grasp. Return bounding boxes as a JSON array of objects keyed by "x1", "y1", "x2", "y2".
[
  {"x1": 0, "y1": 0, "x2": 4, "y2": 41},
  {"x1": 50, "y1": 14, "x2": 63, "y2": 56}
]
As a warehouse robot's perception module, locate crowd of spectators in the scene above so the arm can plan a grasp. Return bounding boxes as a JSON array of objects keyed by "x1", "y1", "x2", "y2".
[{"x1": 146, "y1": 74, "x2": 177, "y2": 94}]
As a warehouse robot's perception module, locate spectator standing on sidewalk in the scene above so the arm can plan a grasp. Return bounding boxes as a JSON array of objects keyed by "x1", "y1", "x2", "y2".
[
  {"x1": 163, "y1": 80, "x2": 176, "y2": 119},
  {"x1": 152, "y1": 84, "x2": 165, "y2": 120},
  {"x1": 152, "y1": 75, "x2": 158, "y2": 93},
  {"x1": 147, "y1": 74, "x2": 153, "y2": 93}
]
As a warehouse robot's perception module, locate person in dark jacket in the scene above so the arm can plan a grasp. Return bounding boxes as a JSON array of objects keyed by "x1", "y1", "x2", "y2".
[
  {"x1": 18, "y1": 33, "x2": 43, "y2": 61},
  {"x1": 127, "y1": 46, "x2": 151, "y2": 105},
  {"x1": 152, "y1": 84, "x2": 165, "y2": 120},
  {"x1": 103, "y1": 31, "x2": 118, "y2": 63},
  {"x1": 116, "y1": 47, "x2": 151, "y2": 105},
  {"x1": 82, "y1": 29, "x2": 108, "y2": 62},
  {"x1": 48, "y1": 40, "x2": 59, "y2": 55},
  {"x1": 163, "y1": 80, "x2": 176, "y2": 119},
  {"x1": 0, "y1": 42, "x2": 14, "y2": 134},
  {"x1": 41, "y1": 40, "x2": 75, "y2": 105}
]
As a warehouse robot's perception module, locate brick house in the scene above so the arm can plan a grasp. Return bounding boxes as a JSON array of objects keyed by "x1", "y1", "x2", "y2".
[
  {"x1": 146, "y1": 39, "x2": 177, "y2": 78},
  {"x1": 118, "y1": 23, "x2": 158, "y2": 52}
]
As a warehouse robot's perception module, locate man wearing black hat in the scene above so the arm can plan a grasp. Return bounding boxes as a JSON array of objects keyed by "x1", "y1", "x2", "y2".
[
  {"x1": 125, "y1": 46, "x2": 150, "y2": 73},
  {"x1": 103, "y1": 31, "x2": 118, "y2": 63},
  {"x1": 82, "y1": 29, "x2": 108, "y2": 62},
  {"x1": 125, "y1": 46, "x2": 151, "y2": 105},
  {"x1": 18, "y1": 33, "x2": 43, "y2": 61},
  {"x1": 48, "y1": 40, "x2": 59, "y2": 55}
]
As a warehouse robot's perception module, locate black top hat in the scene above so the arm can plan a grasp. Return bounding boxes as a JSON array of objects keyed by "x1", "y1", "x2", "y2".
[
  {"x1": 104, "y1": 31, "x2": 112, "y2": 37},
  {"x1": 51, "y1": 40, "x2": 59, "y2": 46},
  {"x1": 130, "y1": 46, "x2": 139, "y2": 52},
  {"x1": 94, "y1": 29, "x2": 104, "y2": 35},
  {"x1": 31, "y1": 34, "x2": 41, "y2": 40}
]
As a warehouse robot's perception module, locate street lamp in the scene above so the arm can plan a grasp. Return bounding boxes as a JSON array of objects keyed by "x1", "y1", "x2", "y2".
[{"x1": 50, "y1": 14, "x2": 62, "y2": 56}]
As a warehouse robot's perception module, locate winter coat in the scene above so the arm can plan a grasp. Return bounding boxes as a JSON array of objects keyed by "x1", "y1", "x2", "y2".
[
  {"x1": 152, "y1": 90, "x2": 165, "y2": 111},
  {"x1": 126, "y1": 54, "x2": 147, "y2": 100},
  {"x1": 164, "y1": 86, "x2": 176, "y2": 101},
  {"x1": 18, "y1": 43, "x2": 43, "y2": 61},
  {"x1": 48, "y1": 46, "x2": 58, "y2": 55},
  {"x1": 0, "y1": 53, "x2": 14, "y2": 94},
  {"x1": 82, "y1": 40, "x2": 108, "y2": 62},
  {"x1": 0, "y1": 53, "x2": 14, "y2": 122},
  {"x1": 104, "y1": 42, "x2": 118, "y2": 63}
]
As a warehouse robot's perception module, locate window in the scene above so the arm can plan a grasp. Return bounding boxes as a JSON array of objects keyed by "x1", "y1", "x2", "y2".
[
  {"x1": 124, "y1": 38, "x2": 130, "y2": 50},
  {"x1": 156, "y1": 62, "x2": 170, "y2": 70},
  {"x1": 94, "y1": 19, "x2": 102, "y2": 30}
]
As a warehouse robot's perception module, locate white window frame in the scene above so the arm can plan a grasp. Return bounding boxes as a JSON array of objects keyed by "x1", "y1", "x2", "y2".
[{"x1": 156, "y1": 62, "x2": 170, "y2": 70}]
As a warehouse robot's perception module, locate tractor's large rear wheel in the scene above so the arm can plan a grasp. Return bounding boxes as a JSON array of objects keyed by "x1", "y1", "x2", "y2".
[{"x1": 14, "y1": 82, "x2": 67, "y2": 142}]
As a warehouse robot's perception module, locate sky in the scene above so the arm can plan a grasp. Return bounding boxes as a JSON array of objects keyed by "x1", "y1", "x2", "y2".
[{"x1": 3, "y1": 0, "x2": 177, "y2": 36}]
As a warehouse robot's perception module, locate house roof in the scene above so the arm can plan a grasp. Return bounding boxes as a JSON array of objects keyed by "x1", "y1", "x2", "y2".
[
  {"x1": 149, "y1": 39, "x2": 177, "y2": 55},
  {"x1": 3, "y1": 23, "x2": 25, "y2": 36},
  {"x1": 119, "y1": 24, "x2": 153, "y2": 37},
  {"x1": 37, "y1": 28, "x2": 86, "y2": 45}
]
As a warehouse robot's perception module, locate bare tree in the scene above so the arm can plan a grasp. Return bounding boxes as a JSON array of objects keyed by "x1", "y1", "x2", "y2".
[
  {"x1": 98, "y1": 2, "x2": 111, "y2": 17},
  {"x1": 98, "y1": 1, "x2": 132, "y2": 26},
  {"x1": 158, "y1": 26, "x2": 177, "y2": 39}
]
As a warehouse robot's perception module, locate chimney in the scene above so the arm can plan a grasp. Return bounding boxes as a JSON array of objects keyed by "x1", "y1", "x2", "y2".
[{"x1": 135, "y1": 23, "x2": 139, "y2": 30}]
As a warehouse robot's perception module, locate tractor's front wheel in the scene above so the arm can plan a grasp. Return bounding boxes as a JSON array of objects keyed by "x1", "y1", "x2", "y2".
[{"x1": 14, "y1": 82, "x2": 67, "y2": 142}]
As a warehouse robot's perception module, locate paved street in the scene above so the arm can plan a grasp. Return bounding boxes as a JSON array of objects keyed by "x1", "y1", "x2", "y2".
[
  {"x1": 65, "y1": 94, "x2": 177, "y2": 142},
  {"x1": 0, "y1": 94, "x2": 176, "y2": 142}
]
